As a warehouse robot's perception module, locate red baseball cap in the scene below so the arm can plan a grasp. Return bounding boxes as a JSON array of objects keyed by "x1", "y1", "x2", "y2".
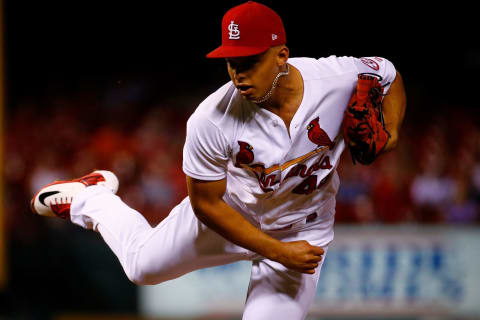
[{"x1": 206, "y1": 1, "x2": 286, "y2": 58}]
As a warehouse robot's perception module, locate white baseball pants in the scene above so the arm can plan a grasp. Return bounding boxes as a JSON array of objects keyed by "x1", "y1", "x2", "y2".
[{"x1": 70, "y1": 185, "x2": 333, "y2": 320}]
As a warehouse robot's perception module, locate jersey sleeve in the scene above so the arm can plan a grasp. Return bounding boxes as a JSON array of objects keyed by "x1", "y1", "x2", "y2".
[
  {"x1": 182, "y1": 112, "x2": 230, "y2": 181},
  {"x1": 352, "y1": 56, "x2": 397, "y2": 93}
]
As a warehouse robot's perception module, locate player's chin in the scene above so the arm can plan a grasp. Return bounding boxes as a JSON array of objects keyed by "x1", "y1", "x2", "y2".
[
  {"x1": 240, "y1": 95, "x2": 256, "y2": 102},
  {"x1": 239, "y1": 90, "x2": 255, "y2": 99},
  {"x1": 243, "y1": 93, "x2": 264, "y2": 103}
]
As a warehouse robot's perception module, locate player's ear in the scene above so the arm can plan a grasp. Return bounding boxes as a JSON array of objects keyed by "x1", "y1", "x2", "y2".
[{"x1": 276, "y1": 45, "x2": 289, "y2": 67}]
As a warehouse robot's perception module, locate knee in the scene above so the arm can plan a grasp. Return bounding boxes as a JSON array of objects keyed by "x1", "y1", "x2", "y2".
[
  {"x1": 126, "y1": 270, "x2": 160, "y2": 286},
  {"x1": 124, "y1": 253, "x2": 177, "y2": 285},
  {"x1": 125, "y1": 262, "x2": 170, "y2": 286}
]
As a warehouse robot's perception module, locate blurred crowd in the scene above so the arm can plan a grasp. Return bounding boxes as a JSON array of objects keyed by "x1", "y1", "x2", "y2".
[
  {"x1": 336, "y1": 109, "x2": 480, "y2": 224},
  {"x1": 2, "y1": 75, "x2": 479, "y2": 316},
  {"x1": 4, "y1": 77, "x2": 480, "y2": 234}
]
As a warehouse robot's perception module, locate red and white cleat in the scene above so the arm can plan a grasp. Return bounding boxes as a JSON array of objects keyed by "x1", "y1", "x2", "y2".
[{"x1": 30, "y1": 170, "x2": 119, "y2": 219}]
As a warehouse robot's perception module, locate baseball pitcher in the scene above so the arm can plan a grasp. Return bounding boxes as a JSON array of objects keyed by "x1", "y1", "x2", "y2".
[{"x1": 31, "y1": 2, "x2": 407, "y2": 319}]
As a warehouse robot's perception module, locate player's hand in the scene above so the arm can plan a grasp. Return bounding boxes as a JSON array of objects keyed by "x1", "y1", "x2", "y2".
[{"x1": 274, "y1": 240, "x2": 324, "y2": 274}]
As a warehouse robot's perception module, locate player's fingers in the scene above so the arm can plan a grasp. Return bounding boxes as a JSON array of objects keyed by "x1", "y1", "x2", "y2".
[
  {"x1": 303, "y1": 268, "x2": 316, "y2": 275},
  {"x1": 310, "y1": 246, "x2": 324, "y2": 256},
  {"x1": 306, "y1": 255, "x2": 322, "y2": 263},
  {"x1": 304, "y1": 262, "x2": 318, "y2": 269}
]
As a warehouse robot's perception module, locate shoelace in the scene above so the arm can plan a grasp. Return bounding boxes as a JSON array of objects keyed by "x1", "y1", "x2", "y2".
[
  {"x1": 77, "y1": 173, "x2": 105, "y2": 186},
  {"x1": 50, "y1": 197, "x2": 73, "y2": 219}
]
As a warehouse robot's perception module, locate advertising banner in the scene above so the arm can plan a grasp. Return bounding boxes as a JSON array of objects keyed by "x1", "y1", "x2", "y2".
[{"x1": 140, "y1": 226, "x2": 480, "y2": 318}]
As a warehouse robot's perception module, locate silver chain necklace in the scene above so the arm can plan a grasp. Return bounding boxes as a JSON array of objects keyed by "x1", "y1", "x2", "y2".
[{"x1": 252, "y1": 63, "x2": 290, "y2": 104}]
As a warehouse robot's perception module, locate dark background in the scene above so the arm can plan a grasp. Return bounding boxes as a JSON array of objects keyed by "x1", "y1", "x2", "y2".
[
  {"x1": 2, "y1": 1, "x2": 479, "y2": 319},
  {"x1": 4, "y1": 1, "x2": 479, "y2": 108}
]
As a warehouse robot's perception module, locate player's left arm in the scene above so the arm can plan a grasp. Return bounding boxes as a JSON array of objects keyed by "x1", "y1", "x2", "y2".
[{"x1": 380, "y1": 71, "x2": 407, "y2": 153}]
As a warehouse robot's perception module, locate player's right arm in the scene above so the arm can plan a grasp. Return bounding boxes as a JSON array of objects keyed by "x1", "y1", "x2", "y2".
[
  {"x1": 186, "y1": 176, "x2": 324, "y2": 274},
  {"x1": 183, "y1": 100, "x2": 323, "y2": 274}
]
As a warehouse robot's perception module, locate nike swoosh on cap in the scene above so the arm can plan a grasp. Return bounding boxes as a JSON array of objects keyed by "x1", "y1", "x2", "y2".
[{"x1": 39, "y1": 191, "x2": 60, "y2": 207}]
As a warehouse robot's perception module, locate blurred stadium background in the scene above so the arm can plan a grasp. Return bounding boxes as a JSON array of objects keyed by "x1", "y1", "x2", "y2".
[{"x1": 1, "y1": 1, "x2": 479, "y2": 319}]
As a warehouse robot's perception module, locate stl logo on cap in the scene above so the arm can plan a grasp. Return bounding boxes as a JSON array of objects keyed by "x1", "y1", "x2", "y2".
[
  {"x1": 228, "y1": 21, "x2": 240, "y2": 40},
  {"x1": 206, "y1": 2, "x2": 286, "y2": 58}
]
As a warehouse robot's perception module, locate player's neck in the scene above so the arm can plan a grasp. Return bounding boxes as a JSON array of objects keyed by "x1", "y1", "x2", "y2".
[{"x1": 259, "y1": 64, "x2": 304, "y2": 117}]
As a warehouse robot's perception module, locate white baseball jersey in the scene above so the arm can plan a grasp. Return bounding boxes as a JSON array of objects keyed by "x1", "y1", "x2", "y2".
[
  {"x1": 183, "y1": 56, "x2": 396, "y2": 233},
  {"x1": 69, "y1": 55, "x2": 396, "y2": 320}
]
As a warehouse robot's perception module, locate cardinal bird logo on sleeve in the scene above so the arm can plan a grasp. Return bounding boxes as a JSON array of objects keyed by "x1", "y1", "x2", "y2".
[
  {"x1": 307, "y1": 117, "x2": 334, "y2": 149},
  {"x1": 235, "y1": 141, "x2": 254, "y2": 168}
]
